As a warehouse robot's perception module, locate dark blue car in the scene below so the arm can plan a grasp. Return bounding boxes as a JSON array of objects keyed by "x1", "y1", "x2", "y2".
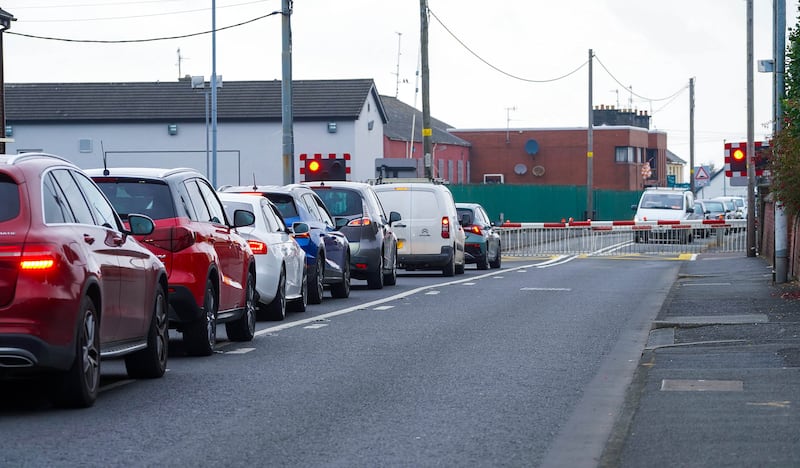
[{"x1": 219, "y1": 184, "x2": 350, "y2": 304}]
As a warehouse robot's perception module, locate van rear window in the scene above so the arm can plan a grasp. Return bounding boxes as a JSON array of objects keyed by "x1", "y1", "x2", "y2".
[
  {"x1": 0, "y1": 177, "x2": 20, "y2": 222},
  {"x1": 377, "y1": 190, "x2": 440, "y2": 219}
]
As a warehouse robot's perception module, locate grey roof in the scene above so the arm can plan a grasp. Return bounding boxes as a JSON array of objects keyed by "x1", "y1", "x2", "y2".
[
  {"x1": 666, "y1": 150, "x2": 686, "y2": 164},
  {"x1": 6, "y1": 79, "x2": 387, "y2": 124},
  {"x1": 380, "y1": 95, "x2": 470, "y2": 147}
]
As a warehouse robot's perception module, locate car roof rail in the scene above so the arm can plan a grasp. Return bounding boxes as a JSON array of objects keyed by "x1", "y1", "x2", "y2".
[{"x1": 8, "y1": 152, "x2": 73, "y2": 165}]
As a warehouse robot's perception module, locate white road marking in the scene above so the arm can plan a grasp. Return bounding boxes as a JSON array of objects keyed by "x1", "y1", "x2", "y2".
[
  {"x1": 225, "y1": 347, "x2": 255, "y2": 354},
  {"x1": 682, "y1": 282, "x2": 732, "y2": 286},
  {"x1": 462, "y1": 282, "x2": 476, "y2": 285},
  {"x1": 303, "y1": 323, "x2": 328, "y2": 329},
  {"x1": 374, "y1": 305, "x2": 394, "y2": 310},
  {"x1": 425, "y1": 290, "x2": 440, "y2": 295},
  {"x1": 521, "y1": 287, "x2": 572, "y2": 291},
  {"x1": 253, "y1": 258, "x2": 562, "y2": 338}
]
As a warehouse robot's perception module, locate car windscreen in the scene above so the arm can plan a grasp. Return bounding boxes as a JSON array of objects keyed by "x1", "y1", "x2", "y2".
[
  {"x1": 0, "y1": 176, "x2": 20, "y2": 222},
  {"x1": 312, "y1": 188, "x2": 363, "y2": 217},
  {"x1": 640, "y1": 193, "x2": 683, "y2": 210},
  {"x1": 703, "y1": 201, "x2": 725, "y2": 213},
  {"x1": 263, "y1": 193, "x2": 299, "y2": 219},
  {"x1": 456, "y1": 207, "x2": 474, "y2": 225},
  {"x1": 93, "y1": 179, "x2": 176, "y2": 220}
]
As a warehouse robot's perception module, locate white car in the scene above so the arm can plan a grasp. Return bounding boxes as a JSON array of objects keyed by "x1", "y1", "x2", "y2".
[
  {"x1": 373, "y1": 180, "x2": 466, "y2": 276},
  {"x1": 218, "y1": 192, "x2": 308, "y2": 320}
]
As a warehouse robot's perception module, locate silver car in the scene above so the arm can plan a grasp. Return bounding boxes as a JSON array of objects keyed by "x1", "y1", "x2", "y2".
[{"x1": 218, "y1": 192, "x2": 308, "y2": 321}]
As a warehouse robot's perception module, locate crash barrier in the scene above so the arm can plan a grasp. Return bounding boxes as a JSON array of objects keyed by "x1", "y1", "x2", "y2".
[{"x1": 496, "y1": 219, "x2": 748, "y2": 256}]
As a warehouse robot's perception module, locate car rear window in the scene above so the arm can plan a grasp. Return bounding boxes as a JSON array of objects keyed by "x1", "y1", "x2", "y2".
[
  {"x1": 94, "y1": 179, "x2": 176, "y2": 220},
  {"x1": 377, "y1": 189, "x2": 440, "y2": 219},
  {"x1": 0, "y1": 176, "x2": 20, "y2": 222},
  {"x1": 263, "y1": 193, "x2": 299, "y2": 219},
  {"x1": 313, "y1": 188, "x2": 363, "y2": 217}
]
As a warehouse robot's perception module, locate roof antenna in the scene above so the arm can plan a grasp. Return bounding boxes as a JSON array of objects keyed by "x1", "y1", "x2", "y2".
[
  {"x1": 101, "y1": 140, "x2": 109, "y2": 175},
  {"x1": 252, "y1": 173, "x2": 257, "y2": 190}
]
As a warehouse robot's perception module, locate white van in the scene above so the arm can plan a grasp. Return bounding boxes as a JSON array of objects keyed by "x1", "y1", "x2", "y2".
[
  {"x1": 373, "y1": 181, "x2": 466, "y2": 276},
  {"x1": 632, "y1": 187, "x2": 695, "y2": 243}
]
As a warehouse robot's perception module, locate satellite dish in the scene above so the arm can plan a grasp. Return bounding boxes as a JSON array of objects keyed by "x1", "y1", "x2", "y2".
[
  {"x1": 514, "y1": 164, "x2": 527, "y2": 175},
  {"x1": 532, "y1": 165, "x2": 546, "y2": 176},
  {"x1": 525, "y1": 139, "x2": 539, "y2": 155}
]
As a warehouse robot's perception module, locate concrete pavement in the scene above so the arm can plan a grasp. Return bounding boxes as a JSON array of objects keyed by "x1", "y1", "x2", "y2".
[{"x1": 600, "y1": 253, "x2": 800, "y2": 467}]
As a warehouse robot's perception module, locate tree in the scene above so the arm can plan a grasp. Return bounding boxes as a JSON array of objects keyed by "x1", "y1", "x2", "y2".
[{"x1": 771, "y1": 7, "x2": 800, "y2": 213}]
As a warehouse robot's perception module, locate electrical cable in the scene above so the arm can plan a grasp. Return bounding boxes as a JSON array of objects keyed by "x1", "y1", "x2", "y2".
[
  {"x1": 6, "y1": 11, "x2": 279, "y2": 43},
  {"x1": 594, "y1": 54, "x2": 688, "y2": 103},
  {"x1": 13, "y1": 0, "x2": 270, "y2": 22},
  {"x1": 428, "y1": 7, "x2": 588, "y2": 83}
]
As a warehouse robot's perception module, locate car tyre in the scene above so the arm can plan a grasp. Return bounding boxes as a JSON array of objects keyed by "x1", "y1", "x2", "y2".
[
  {"x1": 383, "y1": 247, "x2": 398, "y2": 286},
  {"x1": 125, "y1": 283, "x2": 168, "y2": 379},
  {"x1": 288, "y1": 268, "x2": 308, "y2": 312},
  {"x1": 184, "y1": 278, "x2": 217, "y2": 356},
  {"x1": 227, "y1": 270, "x2": 257, "y2": 340},
  {"x1": 53, "y1": 295, "x2": 101, "y2": 408},
  {"x1": 259, "y1": 268, "x2": 287, "y2": 321},
  {"x1": 477, "y1": 252, "x2": 490, "y2": 270},
  {"x1": 330, "y1": 254, "x2": 351, "y2": 298},
  {"x1": 442, "y1": 253, "x2": 455, "y2": 277},
  {"x1": 366, "y1": 252, "x2": 384, "y2": 289},
  {"x1": 308, "y1": 254, "x2": 325, "y2": 305},
  {"x1": 489, "y1": 246, "x2": 502, "y2": 269}
]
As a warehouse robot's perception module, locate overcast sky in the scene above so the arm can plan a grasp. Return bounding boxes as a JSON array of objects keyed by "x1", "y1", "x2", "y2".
[{"x1": 3, "y1": 0, "x2": 798, "y2": 178}]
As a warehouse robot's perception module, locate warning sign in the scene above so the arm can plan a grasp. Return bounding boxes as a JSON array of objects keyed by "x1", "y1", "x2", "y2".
[{"x1": 694, "y1": 165, "x2": 711, "y2": 188}]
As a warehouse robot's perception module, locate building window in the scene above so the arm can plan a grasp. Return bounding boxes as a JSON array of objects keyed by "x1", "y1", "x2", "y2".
[
  {"x1": 615, "y1": 146, "x2": 634, "y2": 163},
  {"x1": 483, "y1": 174, "x2": 504, "y2": 184}
]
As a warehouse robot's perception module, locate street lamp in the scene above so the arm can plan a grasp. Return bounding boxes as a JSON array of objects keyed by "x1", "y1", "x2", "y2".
[{"x1": 0, "y1": 8, "x2": 16, "y2": 154}]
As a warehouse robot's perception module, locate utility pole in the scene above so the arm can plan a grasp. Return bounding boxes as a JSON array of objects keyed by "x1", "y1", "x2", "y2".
[
  {"x1": 774, "y1": 0, "x2": 787, "y2": 281},
  {"x1": 420, "y1": 0, "x2": 433, "y2": 180},
  {"x1": 394, "y1": 32, "x2": 402, "y2": 98},
  {"x1": 689, "y1": 77, "x2": 695, "y2": 194},
  {"x1": 746, "y1": 0, "x2": 757, "y2": 257},
  {"x1": 211, "y1": 0, "x2": 218, "y2": 188},
  {"x1": 281, "y1": 0, "x2": 295, "y2": 185},
  {"x1": 586, "y1": 49, "x2": 594, "y2": 220},
  {"x1": 505, "y1": 106, "x2": 516, "y2": 143}
]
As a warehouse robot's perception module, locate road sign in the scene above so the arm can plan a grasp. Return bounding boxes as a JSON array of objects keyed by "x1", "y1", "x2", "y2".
[{"x1": 694, "y1": 166, "x2": 710, "y2": 188}]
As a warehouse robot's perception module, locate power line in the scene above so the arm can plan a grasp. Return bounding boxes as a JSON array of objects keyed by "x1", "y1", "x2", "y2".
[
  {"x1": 10, "y1": 0, "x2": 190, "y2": 9},
  {"x1": 6, "y1": 11, "x2": 280, "y2": 43},
  {"x1": 427, "y1": 7, "x2": 588, "y2": 84},
  {"x1": 594, "y1": 54, "x2": 688, "y2": 102},
  {"x1": 13, "y1": 0, "x2": 271, "y2": 22}
]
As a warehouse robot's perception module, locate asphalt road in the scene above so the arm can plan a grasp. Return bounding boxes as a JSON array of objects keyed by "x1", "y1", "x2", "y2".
[{"x1": 0, "y1": 256, "x2": 681, "y2": 467}]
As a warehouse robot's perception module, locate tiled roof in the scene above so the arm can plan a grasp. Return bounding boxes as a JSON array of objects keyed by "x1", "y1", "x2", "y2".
[
  {"x1": 5, "y1": 79, "x2": 387, "y2": 123},
  {"x1": 380, "y1": 95, "x2": 470, "y2": 147}
]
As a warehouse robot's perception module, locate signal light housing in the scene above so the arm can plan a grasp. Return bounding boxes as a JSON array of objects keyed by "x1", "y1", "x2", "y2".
[
  {"x1": 730, "y1": 147, "x2": 747, "y2": 173},
  {"x1": 303, "y1": 158, "x2": 346, "y2": 182}
]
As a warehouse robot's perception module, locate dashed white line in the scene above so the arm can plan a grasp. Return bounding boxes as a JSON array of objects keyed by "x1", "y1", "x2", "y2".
[
  {"x1": 374, "y1": 305, "x2": 394, "y2": 310},
  {"x1": 303, "y1": 323, "x2": 328, "y2": 329},
  {"x1": 225, "y1": 347, "x2": 255, "y2": 354},
  {"x1": 425, "y1": 290, "x2": 440, "y2": 295}
]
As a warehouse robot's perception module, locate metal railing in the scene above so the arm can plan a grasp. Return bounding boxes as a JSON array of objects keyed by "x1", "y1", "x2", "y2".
[{"x1": 497, "y1": 219, "x2": 747, "y2": 256}]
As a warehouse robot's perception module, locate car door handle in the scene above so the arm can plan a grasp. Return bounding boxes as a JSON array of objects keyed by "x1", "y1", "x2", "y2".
[
  {"x1": 83, "y1": 234, "x2": 95, "y2": 245},
  {"x1": 394, "y1": 223, "x2": 407, "y2": 228}
]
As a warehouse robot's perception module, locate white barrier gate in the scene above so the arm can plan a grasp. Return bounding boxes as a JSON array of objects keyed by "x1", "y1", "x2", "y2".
[{"x1": 497, "y1": 219, "x2": 748, "y2": 256}]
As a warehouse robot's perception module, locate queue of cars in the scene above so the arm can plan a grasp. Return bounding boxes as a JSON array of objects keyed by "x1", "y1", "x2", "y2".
[{"x1": 0, "y1": 156, "x2": 497, "y2": 408}]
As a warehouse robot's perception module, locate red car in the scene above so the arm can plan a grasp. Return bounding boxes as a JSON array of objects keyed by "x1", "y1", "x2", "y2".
[
  {"x1": 0, "y1": 153, "x2": 169, "y2": 408},
  {"x1": 89, "y1": 167, "x2": 257, "y2": 357}
]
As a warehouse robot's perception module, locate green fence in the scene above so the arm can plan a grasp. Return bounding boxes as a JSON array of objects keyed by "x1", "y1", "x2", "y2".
[{"x1": 449, "y1": 184, "x2": 642, "y2": 223}]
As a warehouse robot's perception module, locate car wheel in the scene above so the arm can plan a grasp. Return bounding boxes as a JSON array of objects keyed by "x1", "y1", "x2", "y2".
[
  {"x1": 330, "y1": 253, "x2": 351, "y2": 298},
  {"x1": 288, "y1": 268, "x2": 308, "y2": 312},
  {"x1": 259, "y1": 267, "x2": 287, "y2": 321},
  {"x1": 477, "y1": 251, "x2": 490, "y2": 270},
  {"x1": 184, "y1": 278, "x2": 217, "y2": 356},
  {"x1": 125, "y1": 283, "x2": 168, "y2": 379},
  {"x1": 442, "y1": 253, "x2": 455, "y2": 277},
  {"x1": 53, "y1": 295, "x2": 100, "y2": 408},
  {"x1": 489, "y1": 245, "x2": 502, "y2": 269},
  {"x1": 383, "y1": 246, "x2": 398, "y2": 286},
  {"x1": 227, "y1": 270, "x2": 257, "y2": 340},
  {"x1": 308, "y1": 254, "x2": 324, "y2": 305},
  {"x1": 367, "y1": 251, "x2": 384, "y2": 289}
]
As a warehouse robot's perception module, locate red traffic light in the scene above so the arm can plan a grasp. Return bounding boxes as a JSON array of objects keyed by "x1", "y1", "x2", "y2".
[
  {"x1": 729, "y1": 146, "x2": 747, "y2": 173},
  {"x1": 732, "y1": 148, "x2": 745, "y2": 161},
  {"x1": 307, "y1": 160, "x2": 321, "y2": 173}
]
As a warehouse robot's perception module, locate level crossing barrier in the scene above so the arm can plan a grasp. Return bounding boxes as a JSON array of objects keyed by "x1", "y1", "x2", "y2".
[{"x1": 496, "y1": 219, "x2": 747, "y2": 256}]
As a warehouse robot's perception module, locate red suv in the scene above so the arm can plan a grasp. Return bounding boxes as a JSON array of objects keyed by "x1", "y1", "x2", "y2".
[
  {"x1": 89, "y1": 167, "x2": 257, "y2": 357},
  {"x1": 0, "y1": 153, "x2": 169, "y2": 408}
]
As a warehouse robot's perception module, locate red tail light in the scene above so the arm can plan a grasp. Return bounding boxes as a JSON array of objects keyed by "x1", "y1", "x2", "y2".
[
  {"x1": 469, "y1": 225, "x2": 483, "y2": 235},
  {"x1": 19, "y1": 244, "x2": 58, "y2": 271},
  {"x1": 347, "y1": 217, "x2": 372, "y2": 227},
  {"x1": 441, "y1": 217, "x2": 450, "y2": 239},
  {"x1": 145, "y1": 226, "x2": 196, "y2": 252},
  {"x1": 248, "y1": 240, "x2": 268, "y2": 255}
]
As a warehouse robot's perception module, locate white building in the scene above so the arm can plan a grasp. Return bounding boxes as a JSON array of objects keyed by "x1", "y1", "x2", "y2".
[
  {"x1": 693, "y1": 167, "x2": 749, "y2": 199},
  {"x1": 4, "y1": 79, "x2": 387, "y2": 187}
]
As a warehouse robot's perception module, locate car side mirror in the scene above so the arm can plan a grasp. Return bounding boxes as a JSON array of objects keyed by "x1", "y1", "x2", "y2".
[
  {"x1": 233, "y1": 209, "x2": 255, "y2": 228},
  {"x1": 631, "y1": 204, "x2": 637, "y2": 211},
  {"x1": 389, "y1": 211, "x2": 401, "y2": 225},
  {"x1": 291, "y1": 221, "x2": 310, "y2": 235},
  {"x1": 127, "y1": 214, "x2": 155, "y2": 235},
  {"x1": 334, "y1": 216, "x2": 349, "y2": 229},
  {"x1": 686, "y1": 207, "x2": 694, "y2": 214}
]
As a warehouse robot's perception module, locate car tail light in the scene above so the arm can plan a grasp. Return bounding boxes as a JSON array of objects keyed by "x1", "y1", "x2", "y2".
[
  {"x1": 248, "y1": 240, "x2": 268, "y2": 255},
  {"x1": 145, "y1": 226, "x2": 196, "y2": 252},
  {"x1": 19, "y1": 244, "x2": 58, "y2": 271},
  {"x1": 347, "y1": 217, "x2": 372, "y2": 227},
  {"x1": 469, "y1": 225, "x2": 483, "y2": 235},
  {"x1": 441, "y1": 217, "x2": 450, "y2": 239}
]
